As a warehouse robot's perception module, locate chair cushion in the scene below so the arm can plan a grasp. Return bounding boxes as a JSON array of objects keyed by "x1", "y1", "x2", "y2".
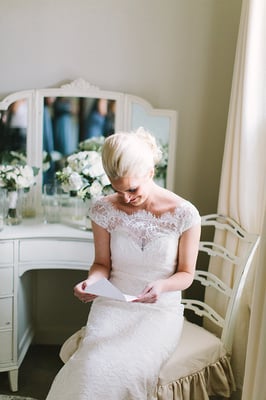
[{"x1": 158, "y1": 319, "x2": 227, "y2": 385}]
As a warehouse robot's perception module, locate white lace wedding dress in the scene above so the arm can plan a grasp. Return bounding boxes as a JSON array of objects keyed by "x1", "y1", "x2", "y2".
[{"x1": 46, "y1": 198, "x2": 200, "y2": 400}]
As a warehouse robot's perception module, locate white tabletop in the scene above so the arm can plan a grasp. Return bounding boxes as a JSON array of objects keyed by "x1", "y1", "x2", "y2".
[{"x1": 0, "y1": 217, "x2": 94, "y2": 240}]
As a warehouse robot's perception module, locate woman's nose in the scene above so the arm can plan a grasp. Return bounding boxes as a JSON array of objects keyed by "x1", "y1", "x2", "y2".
[{"x1": 123, "y1": 193, "x2": 131, "y2": 203}]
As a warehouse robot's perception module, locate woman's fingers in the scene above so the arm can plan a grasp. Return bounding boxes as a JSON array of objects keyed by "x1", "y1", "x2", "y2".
[
  {"x1": 80, "y1": 294, "x2": 97, "y2": 303},
  {"x1": 134, "y1": 281, "x2": 163, "y2": 303},
  {"x1": 73, "y1": 280, "x2": 97, "y2": 303}
]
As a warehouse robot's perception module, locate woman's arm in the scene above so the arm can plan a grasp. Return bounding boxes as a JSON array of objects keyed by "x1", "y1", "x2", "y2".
[
  {"x1": 135, "y1": 223, "x2": 201, "y2": 303},
  {"x1": 73, "y1": 221, "x2": 111, "y2": 302}
]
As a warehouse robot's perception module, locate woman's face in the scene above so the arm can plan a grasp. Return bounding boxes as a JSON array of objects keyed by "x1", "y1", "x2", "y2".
[
  {"x1": 110, "y1": 174, "x2": 153, "y2": 207},
  {"x1": 98, "y1": 99, "x2": 108, "y2": 115}
]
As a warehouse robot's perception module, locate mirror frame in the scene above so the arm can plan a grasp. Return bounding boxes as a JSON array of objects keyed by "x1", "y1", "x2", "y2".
[
  {"x1": 0, "y1": 89, "x2": 34, "y2": 159},
  {"x1": 0, "y1": 78, "x2": 177, "y2": 214},
  {"x1": 124, "y1": 94, "x2": 177, "y2": 190}
]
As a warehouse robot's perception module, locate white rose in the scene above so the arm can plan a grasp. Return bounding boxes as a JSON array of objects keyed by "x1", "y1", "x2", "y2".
[
  {"x1": 20, "y1": 166, "x2": 35, "y2": 187},
  {"x1": 86, "y1": 159, "x2": 105, "y2": 178},
  {"x1": 67, "y1": 155, "x2": 80, "y2": 172},
  {"x1": 68, "y1": 172, "x2": 83, "y2": 191},
  {"x1": 89, "y1": 180, "x2": 103, "y2": 198},
  {"x1": 84, "y1": 151, "x2": 99, "y2": 164},
  {"x1": 78, "y1": 159, "x2": 90, "y2": 171}
]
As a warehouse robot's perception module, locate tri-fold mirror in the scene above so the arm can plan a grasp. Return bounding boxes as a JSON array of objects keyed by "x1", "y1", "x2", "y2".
[{"x1": 0, "y1": 79, "x2": 177, "y2": 214}]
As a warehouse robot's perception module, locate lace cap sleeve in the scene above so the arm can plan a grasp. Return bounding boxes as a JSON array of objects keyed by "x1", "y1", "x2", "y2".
[
  {"x1": 180, "y1": 202, "x2": 201, "y2": 233},
  {"x1": 88, "y1": 198, "x2": 114, "y2": 231}
]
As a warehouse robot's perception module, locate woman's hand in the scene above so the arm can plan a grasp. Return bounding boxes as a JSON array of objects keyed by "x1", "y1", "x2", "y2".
[
  {"x1": 73, "y1": 279, "x2": 98, "y2": 303},
  {"x1": 134, "y1": 280, "x2": 164, "y2": 303}
]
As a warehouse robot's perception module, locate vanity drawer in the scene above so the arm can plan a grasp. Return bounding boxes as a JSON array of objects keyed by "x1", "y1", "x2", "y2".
[
  {"x1": 19, "y1": 239, "x2": 94, "y2": 264},
  {"x1": 0, "y1": 267, "x2": 13, "y2": 295},
  {"x1": 0, "y1": 330, "x2": 13, "y2": 363},
  {"x1": 0, "y1": 298, "x2": 13, "y2": 328},
  {"x1": 0, "y1": 242, "x2": 14, "y2": 265}
]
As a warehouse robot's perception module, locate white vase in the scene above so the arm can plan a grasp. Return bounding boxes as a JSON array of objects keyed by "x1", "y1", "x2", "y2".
[{"x1": 6, "y1": 189, "x2": 23, "y2": 225}]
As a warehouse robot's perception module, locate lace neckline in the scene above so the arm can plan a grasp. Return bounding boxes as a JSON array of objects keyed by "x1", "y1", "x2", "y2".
[
  {"x1": 90, "y1": 197, "x2": 200, "y2": 250},
  {"x1": 100, "y1": 198, "x2": 189, "y2": 221}
]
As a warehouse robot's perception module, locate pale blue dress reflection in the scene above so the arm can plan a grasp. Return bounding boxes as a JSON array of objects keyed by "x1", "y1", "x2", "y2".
[{"x1": 53, "y1": 98, "x2": 78, "y2": 156}]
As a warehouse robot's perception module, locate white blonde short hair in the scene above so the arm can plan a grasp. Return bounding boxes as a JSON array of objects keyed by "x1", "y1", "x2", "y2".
[{"x1": 101, "y1": 127, "x2": 162, "y2": 179}]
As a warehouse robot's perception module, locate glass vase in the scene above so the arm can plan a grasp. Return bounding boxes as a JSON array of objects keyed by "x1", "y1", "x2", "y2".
[
  {"x1": 6, "y1": 189, "x2": 23, "y2": 225},
  {"x1": 43, "y1": 183, "x2": 62, "y2": 224},
  {"x1": 68, "y1": 190, "x2": 89, "y2": 229},
  {"x1": 0, "y1": 188, "x2": 8, "y2": 231},
  {"x1": 22, "y1": 188, "x2": 36, "y2": 218}
]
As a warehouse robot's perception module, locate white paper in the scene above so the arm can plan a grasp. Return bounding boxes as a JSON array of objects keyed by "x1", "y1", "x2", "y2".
[{"x1": 84, "y1": 278, "x2": 137, "y2": 302}]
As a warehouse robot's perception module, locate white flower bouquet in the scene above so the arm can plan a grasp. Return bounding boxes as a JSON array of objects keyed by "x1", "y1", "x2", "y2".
[
  {"x1": 0, "y1": 163, "x2": 40, "y2": 224},
  {"x1": 155, "y1": 142, "x2": 168, "y2": 181},
  {"x1": 56, "y1": 150, "x2": 112, "y2": 200},
  {"x1": 0, "y1": 164, "x2": 39, "y2": 192}
]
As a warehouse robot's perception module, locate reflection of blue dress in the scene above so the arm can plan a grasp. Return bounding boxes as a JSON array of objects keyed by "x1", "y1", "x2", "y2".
[
  {"x1": 43, "y1": 105, "x2": 55, "y2": 184},
  {"x1": 43, "y1": 105, "x2": 54, "y2": 153},
  {"x1": 53, "y1": 100, "x2": 77, "y2": 155},
  {"x1": 85, "y1": 111, "x2": 106, "y2": 139}
]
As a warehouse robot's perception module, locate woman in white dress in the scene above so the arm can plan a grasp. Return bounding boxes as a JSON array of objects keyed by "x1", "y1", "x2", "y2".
[{"x1": 46, "y1": 128, "x2": 201, "y2": 400}]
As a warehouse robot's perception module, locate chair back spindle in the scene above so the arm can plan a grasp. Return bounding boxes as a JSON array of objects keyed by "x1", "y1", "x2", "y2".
[{"x1": 182, "y1": 214, "x2": 260, "y2": 354}]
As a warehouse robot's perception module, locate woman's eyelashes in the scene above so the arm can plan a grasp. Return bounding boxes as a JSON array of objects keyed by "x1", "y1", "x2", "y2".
[{"x1": 112, "y1": 187, "x2": 138, "y2": 194}]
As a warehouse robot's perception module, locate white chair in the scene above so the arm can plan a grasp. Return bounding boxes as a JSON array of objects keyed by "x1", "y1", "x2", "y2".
[{"x1": 157, "y1": 214, "x2": 260, "y2": 400}]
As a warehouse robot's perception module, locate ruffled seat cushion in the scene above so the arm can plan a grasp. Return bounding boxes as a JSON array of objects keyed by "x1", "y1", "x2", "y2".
[
  {"x1": 157, "y1": 319, "x2": 236, "y2": 400},
  {"x1": 59, "y1": 320, "x2": 236, "y2": 400}
]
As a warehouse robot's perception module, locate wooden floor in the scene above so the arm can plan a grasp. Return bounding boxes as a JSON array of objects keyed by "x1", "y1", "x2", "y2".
[{"x1": 0, "y1": 345, "x2": 63, "y2": 400}]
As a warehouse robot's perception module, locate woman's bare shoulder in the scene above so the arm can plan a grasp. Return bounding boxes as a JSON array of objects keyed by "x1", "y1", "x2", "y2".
[{"x1": 159, "y1": 188, "x2": 186, "y2": 207}]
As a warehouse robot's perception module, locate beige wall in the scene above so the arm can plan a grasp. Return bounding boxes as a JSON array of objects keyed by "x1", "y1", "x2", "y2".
[
  {"x1": 1, "y1": 0, "x2": 242, "y2": 341},
  {"x1": 0, "y1": 0, "x2": 242, "y2": 214}
]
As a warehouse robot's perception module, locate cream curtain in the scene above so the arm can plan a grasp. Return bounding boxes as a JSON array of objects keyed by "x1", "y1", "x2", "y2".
[
  {"x1": 208, "y1": 0, "x2": 266, "y2": 397},
  {"x1": 242, "y1": 215, "x2": 266, "y2": 399}
]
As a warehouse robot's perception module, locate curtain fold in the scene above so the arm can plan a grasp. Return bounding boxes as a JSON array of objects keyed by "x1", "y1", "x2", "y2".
[
  {"x1": 208, "y1": 0, "x2": 266, "y2": 396},
  {"x1": 242, "y1": 214, "x2": 266, "y2": 399}
]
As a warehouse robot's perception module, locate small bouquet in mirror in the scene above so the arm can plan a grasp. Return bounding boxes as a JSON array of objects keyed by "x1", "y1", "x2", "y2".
[{"x1": 78, "y1": 136, "x2": 105, "y2": 152}]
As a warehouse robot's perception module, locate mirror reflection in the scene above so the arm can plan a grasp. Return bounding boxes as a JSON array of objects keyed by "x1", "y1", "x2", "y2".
[
  {"x1": 42, "y1": 96, "x2": 116, "y2": 184},
  {"x1": 0, "y1": 98, "x2": 28, "y2": 163}
]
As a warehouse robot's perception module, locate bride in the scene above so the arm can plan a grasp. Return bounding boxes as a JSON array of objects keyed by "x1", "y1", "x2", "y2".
[{"x1": 46, "y1": 128, "x2": 201, "y2": 400}]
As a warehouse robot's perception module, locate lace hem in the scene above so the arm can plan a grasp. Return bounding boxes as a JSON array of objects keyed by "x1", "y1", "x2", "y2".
[{"x1": 156, "y1": 355, "x2": 236, "y2": 400}]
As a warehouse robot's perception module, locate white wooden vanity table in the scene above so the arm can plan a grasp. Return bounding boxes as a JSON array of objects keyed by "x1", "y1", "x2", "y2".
[
  {"x1": 0, "y1": 78, "x2": 177, "y2": 391},
  {"x1": 0, "y1": 219, "x2": 94, "y2": 392}
]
